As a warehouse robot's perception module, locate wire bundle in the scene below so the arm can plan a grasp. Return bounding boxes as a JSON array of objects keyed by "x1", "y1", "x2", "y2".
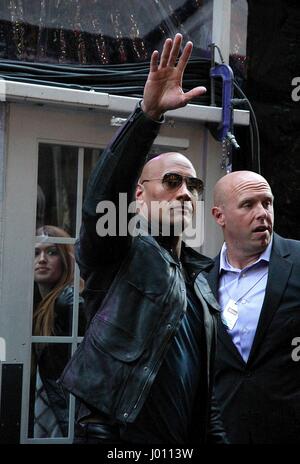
[
  {"x1": 0, "y1": 57, "x2": 260, "y2": 171},
  {"x1": 0, "y1": 58, "x2": 215, "y2": 102}
]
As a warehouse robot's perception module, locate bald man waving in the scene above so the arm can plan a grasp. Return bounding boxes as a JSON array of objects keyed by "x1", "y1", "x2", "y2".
[{"x1": 60, "y1": 34, "x2": 227, "y2": 445}]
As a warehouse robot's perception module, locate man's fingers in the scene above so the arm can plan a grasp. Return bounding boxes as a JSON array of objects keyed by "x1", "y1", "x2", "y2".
[
  {"x1": 156, "y1": 35, "x2": 192, "y2": 71},
  {"x1": 159, "y1": 38, "x2": 173, "y2": 68},
  {"x1": 150, "y1": 50, "x2": 159, "y2": 73},
  {"x1": 167, "y1": 33, "x2": 183, "y2": 67},
  {"x1": 182, "y1": 86, "x2": 207, "y2": 104},
  {"x1": 177, "y1": 41, "x2": 193, "y2": 74}
]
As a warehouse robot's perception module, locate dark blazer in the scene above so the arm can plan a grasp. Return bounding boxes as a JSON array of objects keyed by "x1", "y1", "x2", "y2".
[{"x1": 206, "y1": 233, "x2": 300, "y2": 444}]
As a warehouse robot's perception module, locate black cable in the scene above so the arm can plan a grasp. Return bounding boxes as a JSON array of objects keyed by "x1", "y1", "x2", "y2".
[
  {"x1": 0, "y1": 57, "x2": 259, "y2": 171},
  {"x1": 233, "y1": 81, "x2": 261, "y2": 173},
  {"x1": 0, "y1": 61, "x2": 216, "y2": 108}
]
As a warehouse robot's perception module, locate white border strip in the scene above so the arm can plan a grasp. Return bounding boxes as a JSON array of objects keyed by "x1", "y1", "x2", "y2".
[{"x1": 0, "y1": 79, "x2": 250, "y2": 126}]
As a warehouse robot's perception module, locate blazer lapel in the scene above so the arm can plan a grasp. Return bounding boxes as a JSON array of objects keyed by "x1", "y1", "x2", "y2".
[
  {"x1": 205, "y1": 257, "x2": 246, "y2": 365},
  {"x1": 247, "y1": 234, "x2": 292, "y2": 364},
  {"x1": 204, "y1": 259, "x2": 219, "y2": 298}
]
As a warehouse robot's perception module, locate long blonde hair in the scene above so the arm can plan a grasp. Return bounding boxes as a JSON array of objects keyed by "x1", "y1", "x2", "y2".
[{"x1": 33, "y1": 225, "x2": 83, "y2": 336}]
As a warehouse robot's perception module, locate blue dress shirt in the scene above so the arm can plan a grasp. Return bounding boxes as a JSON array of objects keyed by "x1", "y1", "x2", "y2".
[{"x1": 218, "y1": 239, "x2": 273, "y2": 362}]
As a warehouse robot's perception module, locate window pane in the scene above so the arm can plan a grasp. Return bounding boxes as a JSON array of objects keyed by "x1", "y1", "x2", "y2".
[
  {"x1": 32, "y1": 275, "x2": 76, "y2": 338},
  {"x1": 28, "y1": 343, "x2": 71, "y2": 438},
  {"x1": 32, "y1": 234, "x2": 87, "y2": 338},
  {"x1": 83, "y1": 147, "x2": 102, "y2": 199},
  {"x1": 37, "y1": 143, "x2": 78, "y2": 236}
]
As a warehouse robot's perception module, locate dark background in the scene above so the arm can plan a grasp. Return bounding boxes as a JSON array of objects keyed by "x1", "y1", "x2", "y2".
[{"x1": 238, "y1": 0, "x2": 300, "y2": 239}]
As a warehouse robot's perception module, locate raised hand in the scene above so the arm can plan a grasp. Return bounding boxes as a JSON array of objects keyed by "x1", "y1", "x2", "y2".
[{"x1": 142, "y1": 33, "x2": 206, "y2": 121}]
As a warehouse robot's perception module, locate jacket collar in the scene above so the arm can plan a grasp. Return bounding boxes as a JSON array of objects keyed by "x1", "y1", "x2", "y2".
[
  {"x1": 136, "y1": 224, "x2": 220, "y2": 313},
  {"x1": 181, "y1": 243, "x2": 215, "y2": 276},
  {"x1": 136, "y1": 215, "x2": 214, "y2": 274},
  {"x1": 181, "y1": 244, "x2": 220, "y2": 313},
  {"x1": 219, "y1": 238, "x2": 273, "y2": 273}
]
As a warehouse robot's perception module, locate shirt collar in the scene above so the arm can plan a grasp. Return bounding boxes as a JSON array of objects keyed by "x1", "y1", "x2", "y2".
[{"x1": 219, "y1": 236, "x2": 273, "y2": 273}]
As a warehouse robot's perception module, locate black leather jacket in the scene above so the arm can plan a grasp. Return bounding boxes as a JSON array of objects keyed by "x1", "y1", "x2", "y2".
[{"x1": 60, "y1": 104, "x2": 226, "y2": 443}]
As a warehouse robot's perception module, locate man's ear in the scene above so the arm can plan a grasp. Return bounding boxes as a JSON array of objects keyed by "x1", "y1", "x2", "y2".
[
  {"x1": 135, "y1": 183, "x2": 144, "y2": 203},
  {"x1": 212, "y1": 206, "x2": 225, "y2": 226}
]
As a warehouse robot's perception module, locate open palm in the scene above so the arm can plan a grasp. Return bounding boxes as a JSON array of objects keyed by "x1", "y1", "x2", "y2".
[{"x1": 143, "y1": 34, "x2": 207, "y2": 120}]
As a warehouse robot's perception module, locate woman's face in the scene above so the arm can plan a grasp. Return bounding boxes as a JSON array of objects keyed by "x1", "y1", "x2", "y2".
[{"x1": 34, "y1": 243, "x2": 63, "y2": 287}]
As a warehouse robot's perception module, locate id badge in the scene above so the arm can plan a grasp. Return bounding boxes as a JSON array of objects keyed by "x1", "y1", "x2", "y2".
[{"x1": 222, "y1": 298, "x2": 238, "y2": 330}]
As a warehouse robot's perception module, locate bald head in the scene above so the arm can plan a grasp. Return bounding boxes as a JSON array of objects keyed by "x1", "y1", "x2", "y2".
[
  {"x1": 135, "y1": 152, "x2": 199, "y2": 242},
  {"x1": 213, "y1": 171, "x2": 273, "y2": 207},
  {"x1": 139, "y1": 152, "x2": 196, "y2": 183},
  {"x1": 212, "y1": 170, "x2": 274, "y2": 268}
]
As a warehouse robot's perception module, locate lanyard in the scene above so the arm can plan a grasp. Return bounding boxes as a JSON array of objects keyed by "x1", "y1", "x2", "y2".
[
  {"x1": 221, "y1": 270, "x2": 268, "y2": 331},
  {"x1": 223, "y1": 270, "x2": 268, "y2": 304}
]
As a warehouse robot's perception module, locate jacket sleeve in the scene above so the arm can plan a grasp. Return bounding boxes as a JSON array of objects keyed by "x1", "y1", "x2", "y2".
[
  {"x1": 76, "y1": 103, "x2": 163, "y2": 280},
  {"x1": 207, "y1": 391, "x2": 229, "y2": 444}
]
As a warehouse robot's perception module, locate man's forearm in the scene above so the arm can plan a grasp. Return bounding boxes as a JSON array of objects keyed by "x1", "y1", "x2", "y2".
[
  {"x1": 77, "y1": 103, "x2": 162, "y2": 272},
  {"x1": 83, "y1": 102, "x2": 162, "y2": 216}
]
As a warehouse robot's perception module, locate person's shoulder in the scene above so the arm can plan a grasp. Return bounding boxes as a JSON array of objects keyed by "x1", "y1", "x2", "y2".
[{"x1": 273, "y1": 233, "x2": 300, "y2": 256}]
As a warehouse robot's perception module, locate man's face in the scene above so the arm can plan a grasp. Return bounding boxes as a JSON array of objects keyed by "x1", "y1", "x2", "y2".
[
  {"x1": 136, "y1": 153, "x2": 199, "y2": 235},
  {"x1": 216, "y1": 176, "x2": 274, "y2": 256},
  {"x1": 34, "y1": 243, "x2": 63, "y2": 287}
]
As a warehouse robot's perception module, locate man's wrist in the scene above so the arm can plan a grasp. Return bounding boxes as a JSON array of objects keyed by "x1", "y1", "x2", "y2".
[{"x1": 140, "y1": 100, "x2": 164, "y2": 122}]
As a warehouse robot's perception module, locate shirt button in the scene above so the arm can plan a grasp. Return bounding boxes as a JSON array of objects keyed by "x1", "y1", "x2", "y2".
[
  {"x1": 242, "y1": 299, "x2": 247, "y2": 304},
  {"x1": 167, "y1": 324, "x2": 172, "y2": 330},
  {"x1": 123, "y1": 413, "x2": 128, "y2": 418},
  {"x1": 143, "y1": 366, "x2": 149, "y2": 372}
]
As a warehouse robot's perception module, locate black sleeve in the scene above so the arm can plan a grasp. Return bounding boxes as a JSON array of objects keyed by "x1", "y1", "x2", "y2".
[
  {"x1": 207, "y1": 391, "x2": 230, "y2": 444},
  {"x1": 76, "y1": 103, "x2": 163, "y2": 280}
]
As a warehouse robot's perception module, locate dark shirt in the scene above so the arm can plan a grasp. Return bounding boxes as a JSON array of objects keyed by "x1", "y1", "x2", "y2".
[{"x1": 120, "y1": 278, "x2": 204, "y2": 444}]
